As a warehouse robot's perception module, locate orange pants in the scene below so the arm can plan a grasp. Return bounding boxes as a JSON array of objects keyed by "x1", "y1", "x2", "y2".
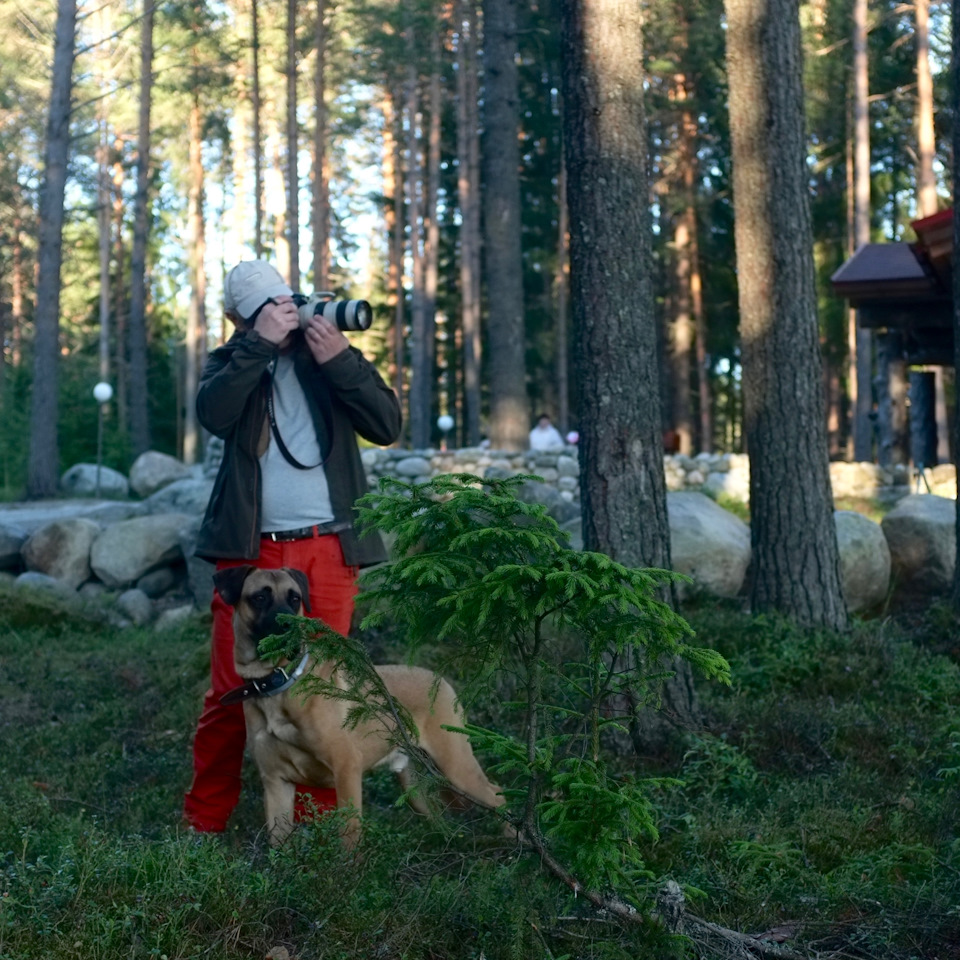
[{"x1": 183, "y1": 534, "x2": 358, "y2": 832}]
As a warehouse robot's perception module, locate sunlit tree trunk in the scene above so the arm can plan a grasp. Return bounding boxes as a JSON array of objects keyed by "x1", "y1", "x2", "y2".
[
  {"x1": 28, "y1": 0, "x2": 77, "y2": 499},
  {"x1": 483, "y1": 0, "x2": 528, "y2": 450},
  {"x1": 128, "y1": 0, "x2": 153, "y2": 455},
  {"x1": 184, "y1": 93, "x2": 207, "y2": 466},
  {"x1": 111, "y1": 144, "x2": 128, "y2": 435},
  {"x1": 383, "y1": 90, "x2": 406, "y2": 420},
  {"x1": 851, "y1": 0, "x2": 873, "y2": 461},
  {"x1": 311, "y1": 0, "x2": 330, "y2": 290},
  {"x1": 725, "y1": 0, "x2": 848, "y2": 629},
  {"x1": 286, "y1": 0, "x2": 300, "y2": 289},
  {"x1": 252, "y1": 0, "x2": 264, "y2": 258}
]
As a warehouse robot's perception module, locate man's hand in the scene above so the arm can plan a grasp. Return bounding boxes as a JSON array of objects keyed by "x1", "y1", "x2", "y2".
[
  {"x1": 304, "y1": 315, "x2": 350, "y2": 364},
  {"x1": 253, "y1": 296, "x2": 299, "y2": 346}
]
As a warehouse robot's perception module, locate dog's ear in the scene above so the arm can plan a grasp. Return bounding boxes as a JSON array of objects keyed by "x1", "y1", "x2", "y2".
[
  {"x1": 213, "y1": 565, "x2": 257, "y2": 607},
  {"x1": 284, "y1": 568, "x2": 311, "y2": 613}
]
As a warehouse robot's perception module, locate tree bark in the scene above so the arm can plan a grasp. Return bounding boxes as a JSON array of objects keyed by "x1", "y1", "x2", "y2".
[
  {"x1": 851, "y1": 0, "x2": 873, "y2": 462},
  {"x1": 28, "y1": 0, "x2": 77, "y2": 499},
  {"x1": 456, "y1": 0, "x2": 482, "y2": 445},
  {"x1": 384, "y1": 90, "x2": 406, "y2": 419},
  {"x1": 724, "y1": 0, "x2": 849, "y2": 629},
  {"x1": 311, "y1": 0, "x2": 330, "y2": 290},
  {"x1": 482, "y1": 0, "x2": 528, "y2": 450},
  {"x1": 252, "y1": 0, "x2": 264, "y2": 258},
  {"x1": 128, "y1": 0, "x2": 154, "y2": 455},
  {"x1": 184, "y1": 93, "x2": 207, "y2": 466},
  {"x1": 286, "y1": 0, "x2": 300, "y2": 289},
  {"x1": 953, "y1": 0, "x2": 960, "y2": 609},
  {"x1": 560, "y1": 0, "x2": 670, "y2": 573},
  {"x1": 915, "y1": 0, "x2": 936, "y2": 218}
]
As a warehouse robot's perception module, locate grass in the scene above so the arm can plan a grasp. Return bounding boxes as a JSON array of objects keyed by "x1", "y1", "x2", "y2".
[{"x1": 2, "y1": 582, "x2": 960, "y2": 958}]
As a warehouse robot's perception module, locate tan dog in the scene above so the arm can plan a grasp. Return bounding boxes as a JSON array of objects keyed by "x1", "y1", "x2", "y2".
[{"x1": 212, "y1": 565, "x2": 506, "y2": 846}]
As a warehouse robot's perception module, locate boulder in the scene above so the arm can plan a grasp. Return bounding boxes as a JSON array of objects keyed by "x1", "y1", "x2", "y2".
[
  {"x1": 60, "y1": 463, "x2": 129, "y2": 498},
  {"x1": 929, "y1": 464, "x2": 957, "y2": 500},
  {"x1": 880, "y1": 494, "x2": 956, "y2": 595},
  {"x1": 702, "y1": 454, "x2": 750, "y2": 503},
  {"x1": 0, "y1": 522, "x2": 28, "y2": 569},
  {"x1": 668, "y1": 491, "x2": 751, "y2": 598},
  {"x1": 830, "y1": 461, "x2": 885, "y2": 500},
  {"x1": 141, "y1": 477, "x2": 214, "y2": 515},
  {"x1": 117, "y1": 588, "x2": 154, "y2": 625},
  {"x1": 14, "y1": 570, "x2": 76, "y2": 599},
  {"x1": 514, "y1": 479, "x2": 581, "y2": 524},
  {"x1": 21, "y1": 518, "x2": 101, "y2": 589},
  {"x1": 129, "y1": 451, "x2": 193, "y2": 498},
  {"x1": 154, "y1": 604, "x2": 198, "y2": 632},
  {"x1": 834, "y1": 511, "x2": 890, "y2": 614},
  {"x1": 395, "y1": 456, "x2": 432, "y2": 478},
  {"x1": 178, "y1": 515, "x2": 215, "y2": 609},
  {"x1": 137, "y1": 565, "x2": 181, "y2": 598},
  {"x1": 90, "y1": 513, "x2": 191, "y2": 588}
]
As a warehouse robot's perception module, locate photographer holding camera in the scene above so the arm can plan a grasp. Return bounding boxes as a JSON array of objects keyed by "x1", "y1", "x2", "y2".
[{"x1": 183, "y1": 259, "x2": 401, "y2": 834}]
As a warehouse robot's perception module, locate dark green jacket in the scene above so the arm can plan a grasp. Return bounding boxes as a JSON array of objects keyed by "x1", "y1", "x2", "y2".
[{"x1": 195, "y1": 328, "x2": 401, "y2": 565}]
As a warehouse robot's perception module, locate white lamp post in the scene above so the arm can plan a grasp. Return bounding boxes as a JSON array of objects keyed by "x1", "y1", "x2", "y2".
[
  {"x1": 437, "y1": 414, "x2": 454, "y2": 452},
  {"x1": 93, "y1": 381, "x2": 113, "y2": 497}
]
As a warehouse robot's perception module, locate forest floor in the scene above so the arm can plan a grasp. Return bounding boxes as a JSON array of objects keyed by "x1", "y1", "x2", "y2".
[{"x1": 1, "y1": 581, "x2": 958, "y2": 959}]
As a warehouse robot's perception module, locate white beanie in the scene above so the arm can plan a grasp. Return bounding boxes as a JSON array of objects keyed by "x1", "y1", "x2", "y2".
[{"x1": 223, "y1": 260, "x2": 293, "y2": 320}]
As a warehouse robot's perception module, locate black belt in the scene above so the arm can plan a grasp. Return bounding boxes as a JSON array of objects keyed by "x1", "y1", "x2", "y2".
[{"x1": 262, "y1": 520, "x2": 350, "y2": 542}]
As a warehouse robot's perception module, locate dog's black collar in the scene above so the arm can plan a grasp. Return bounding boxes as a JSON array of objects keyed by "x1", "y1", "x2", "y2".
[{"x1": 220, "y1": 651, "x2": 310, "y2": 706}]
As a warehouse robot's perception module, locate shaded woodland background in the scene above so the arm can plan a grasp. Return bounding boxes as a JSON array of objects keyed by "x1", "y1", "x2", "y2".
[{"x1": 0, "y1": 0, "x2": 951, "y2": 493}]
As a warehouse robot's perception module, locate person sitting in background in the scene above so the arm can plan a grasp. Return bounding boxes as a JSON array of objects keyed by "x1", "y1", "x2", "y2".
[{"x1": 528, "y1": 413, "x2": 565, "y2": 452}]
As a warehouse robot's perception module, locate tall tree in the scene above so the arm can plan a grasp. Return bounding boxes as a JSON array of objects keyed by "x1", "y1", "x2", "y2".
[
  {"x1": 252, "y1": 0, "x2": 264, "y2": 258},
  {"x1": 286, "y1": 0, "x2": 300, "y2": 289},
  {"x1": 311, "y1": 0, "x2": 330, "y2": 290},
  {"x1": 128, "y1": 0, "x2": 155, "y2": 456},
  {"x1": 560, "y1": 0, "x2": 699, "y2": 744},
  {"x1": 456, "y1": 0, "x2": 482, "y2": 446},
  {"x1": 851, "y1": 0, "x2": 873, "y2": 461},
  {"x1": 483, "y1": 0, "x2": 528, "y2": 450},
  {"x1": 724, "y1": 0, "x2": 849, "y2": 629},
  {"x1": 952, "y1": 0, "x2": 960, "y2": 613},
  {"x1": 27, "y1": 0, "x2": 77, "y2": 498}
]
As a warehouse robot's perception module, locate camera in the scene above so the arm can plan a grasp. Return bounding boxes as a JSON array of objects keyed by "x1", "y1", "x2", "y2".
[{"x1": 292, "y1": 292, "x2": 373, "y2": 332}]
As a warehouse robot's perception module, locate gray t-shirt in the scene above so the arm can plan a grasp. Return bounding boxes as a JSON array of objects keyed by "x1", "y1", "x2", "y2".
[{"x1": 259, "y1": 354, "x2": 335, "y2": 532}]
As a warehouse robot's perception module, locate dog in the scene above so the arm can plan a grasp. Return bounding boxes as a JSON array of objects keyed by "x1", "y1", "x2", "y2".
[{"x1": 212, "y1": 565, "x2": 506, "y2": 846}]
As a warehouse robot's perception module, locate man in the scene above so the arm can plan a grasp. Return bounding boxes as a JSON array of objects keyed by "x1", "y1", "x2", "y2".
[
  {"x1": 528, "y1": 413, "x2": 565, "y2": 452},
  {"x1": 183, "y1": 259, "x2": 402, "y2": 833}
]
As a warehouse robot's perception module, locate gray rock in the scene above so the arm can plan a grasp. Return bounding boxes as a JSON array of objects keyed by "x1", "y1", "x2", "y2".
[
  {"x1": 0, "y1": 522, "x2": 28, "y2": 568},
  {"x1": 835, "y1": 510, "x2": 891, "y2": 614},
  {"x1": 117, "y1": 588, "x2": 154, "y2": 625},
  {"x1": 14, "y1": 571, "x2": 76, "y2": 599},
  {"x1": 60, "y1": 463, "x2": 129, "y2": 498},
  {"x1": 830, "y1": 461, "x2": 885, "y2": 500},
  {"x1": 90, "y1": 513, "x2": 191, "y2": 588},
  {"x1": 881, "y1": 494, "x2": 956, "y2": 595},
  {"x1": 129, "y1": 451, "x2": 193, "y2": 498},
  {"x1": 137, "y1": 565, "x2": 181, "y2": 598},
  {"x1": 21, "y1": 518, "x2": 101, "y2": 589},
  {"x1": 178, "y1": 515, "x2": 215, "y2": 609},
  {"x1": 395, "y1": 456, "x2": 432, "y2": 478},
  {"x1": 514, "y1": 479, "x2": 582, "y2": 524},
  {"x1": 141, "y1": 477, "x2": 214, "y2": 515},
  {"x1": 556, "y1": 455, "x2": 579, "y2": 478},
  {"x1": 154, "y1": 604, "x2": 198, "y2": 632},
  {"x1": 668, "y1": 491, "x2": 751, "y2": 598}
]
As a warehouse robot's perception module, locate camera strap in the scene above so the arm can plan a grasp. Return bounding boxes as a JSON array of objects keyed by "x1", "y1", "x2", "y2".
[{"x1": 265, "y1": 362, "x2": 333, "y2": 471}]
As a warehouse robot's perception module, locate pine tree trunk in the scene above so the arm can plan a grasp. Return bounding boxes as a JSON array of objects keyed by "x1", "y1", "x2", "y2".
[
  {"x1": 422, "y1": 39, "x2": 442, "y2": 437},
  {"x1": 128, "y1": 0, "x2": 154, "y2": 455},
  {"x1": 111, "y1": 147, "x2": 128, "y2": 436},
  {"x1": 456, "y1": 0, "x2": 482, "y2": 445},
  {"x1": 384, "y1": 90, "x2": 406, "y2": 417},
  {"x1": 952, "y1": 0, "x2": 960, "y2": 613},
  {"x1": 851, "y1": 0, "x2": 873, "y2": 462},
  {"x1": 561, "y1": 0, "x2": 699, "y2": 750},
  {"x1": 28, "y1": 0, "x2": 77, "y2": 499},
  {"x1": 286, "y1": 0, "x2": 300, "y2": 289},
  {"x1": 725, "y1": 0, "x2": 849, "y2": 630},
  {"x1": 482, "y1": 0, "x2": 528, "y2": 451},
  {"x1": 184, "y1": 94, "x2": 206, "y2": 466},
  {"x1": 312, "y1": 0, "x2": 329, "y2": 290},
  {"x1": 252, "y1": 0, "x2": 263, "y2": 258},
  {"x1": 916, "y1": 0, "x2": 936, "y2": 218},
  {"x1": 555, "y1": 156, "x2": 569, "y2": 434}
]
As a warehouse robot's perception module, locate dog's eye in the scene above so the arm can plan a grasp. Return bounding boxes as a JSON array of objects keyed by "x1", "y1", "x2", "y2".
[
  {"x1": 288, "y1": 592, "x2": 301, "y2": 608},
  {"x1": 249, "y1": 591, "x2": 269, "y2": 608}
]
